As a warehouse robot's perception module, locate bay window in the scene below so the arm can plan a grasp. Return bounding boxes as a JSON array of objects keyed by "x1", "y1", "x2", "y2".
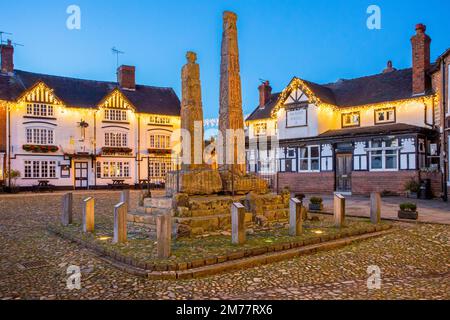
[
  {"x1": 369, "y1": 139, "x2": 399, "y2": 171},
  {"x1": 299, "y1": 146, "x2": 320, "y2": 172}
]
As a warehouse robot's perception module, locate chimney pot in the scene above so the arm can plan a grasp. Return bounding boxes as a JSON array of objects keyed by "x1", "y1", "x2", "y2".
[
  {"x1": 415, "y1": 23, "x2": 426, "y2": 34},
  {"x1": 117, "y1": 65, "x2": 136, "y2": 90}
]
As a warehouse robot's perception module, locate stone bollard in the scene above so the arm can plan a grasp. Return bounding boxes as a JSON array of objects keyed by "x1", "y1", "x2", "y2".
[
  {"x1": 113, "y1": 202, "x2": 128, "y2": 244},
  {"x1": 370, "y1": 192, "x2": 381, "y2": 224},
  {"x1": 289, "y1": 198, "x2": 303, "y2": 236},
  {"x1": 334, "y1": 194, "x2": 345, "y2": 227},
  {"x1": 231, "y1": 202, "x2": 246, "y2": 245},
  {"x1": 120, "y1": 190, "x2": 130, "y2": 212},
  {"x1": 156, "y1": 213, "x2": 172, "y2": 258},
  {"x1": 82, "y1": 197, "x2": 95, "y2": 233},
  {"x1": 61, "y1": 193, "x2": 73, "y2": 226}
]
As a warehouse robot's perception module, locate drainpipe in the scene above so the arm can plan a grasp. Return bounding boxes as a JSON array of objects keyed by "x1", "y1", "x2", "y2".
[
  {"x1": 7, "y1": 104, "x2": 11, "y2": 189},
  {"x1": 441, "y1": 60, "x2": 448, "y2": 201}
]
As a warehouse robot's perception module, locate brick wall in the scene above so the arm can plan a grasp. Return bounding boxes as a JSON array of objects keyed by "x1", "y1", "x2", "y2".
[
  {"x1": 278, "y1": 172, "x2": 334, "y2": 194},
  {"x1": 0, "y1": 106, "x2": 6, "y2": 152},
  {"x1": 352, "y1": 171, "x2": 418, "y2": 195},
  {"x1": 420, "y1": 171, "x2": 444, "y2": 198}
]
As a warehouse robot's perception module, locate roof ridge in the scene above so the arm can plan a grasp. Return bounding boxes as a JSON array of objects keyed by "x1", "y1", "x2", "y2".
[
  {"x1": 321, "y1": 67, "x2": 412, "y2": 87},
  {"x1": 14, "y1": 69, "x2": 174, "y2": 91}
]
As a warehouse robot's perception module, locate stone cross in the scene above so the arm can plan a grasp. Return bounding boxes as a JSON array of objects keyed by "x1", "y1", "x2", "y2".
[
  {"x1": 82, "y1": 197, "x2": 95, "y2": 233},
  {"x1": 289, "y1": 198, "x2": 303, "y2": 236},
  {"x1": 113, "y1": 202, "x2": 127, "y2": 244},
  {"x1": 181, "y1": 51, "x2": 204, "y2": 170},
  {"x1": 156, "y1": 213, "x2": 172, "y2": 259},
  {"x1": 231, "y1": 202, "x2": 246, "y2": 245},
  {"x1": 120, "y1": 190, "x2": 130, "y2": 212},
  {"x1": 334, "y1": 194, "x2": 345, "y2": 227},
  {"x1": 61, "y1": 193, "x2": 73, "y2": 226},
  {"x1": 218, "y1": 11, "x2": 246, "y2": 174},
  {"x1": 370, "y1": 192, "x2": 381, "y2": 224}
]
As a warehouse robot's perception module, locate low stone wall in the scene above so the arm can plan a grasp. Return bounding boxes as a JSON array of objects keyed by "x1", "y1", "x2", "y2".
[{"x1": 277, "y1": 172, "x2": 335, "y2": 194}]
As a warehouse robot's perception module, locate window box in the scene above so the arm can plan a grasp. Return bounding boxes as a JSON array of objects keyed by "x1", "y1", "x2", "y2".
[
  {"x1": 23, "y1": 144, "x2": 59, "y2": 153},
  {"x1": 148, "y1": 148, "x2": 171, "y2": 155},
  {"x1": 101, "y1": 147, "x2": 133, "y2": 155}
]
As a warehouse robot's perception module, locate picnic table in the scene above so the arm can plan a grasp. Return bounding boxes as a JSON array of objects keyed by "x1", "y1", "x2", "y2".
[
  {"x1": 33, "y1": 180, "x2": 55, "y2": 192},
  {"x1": 108, "y1": 179, "x2": 129, "y2": 190}
]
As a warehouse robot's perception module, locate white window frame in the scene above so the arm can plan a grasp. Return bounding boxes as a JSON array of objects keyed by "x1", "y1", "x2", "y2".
[
  {"x1": 368, "y1": 140, "x2": 399, "y2": 172},
  {"x1": 298, "y1": 145, "x2": 320, "y2": 172},
  {"x1": 26, "y1": 128, "x2": 55, "y2": 145},
  {"x1": 104, "y1": 132, "x2": 128, "y2": 148},
  {"x1": 253, "y1": 123, "x2": 267, "y2": 136},
  {"x1": 104, "y1": 109, "x2": 127, "y2": 122},
  {"x1": 375, "y1": 108, "x2": 396, "y2": 124},
  {"x1": 26, "y1": 103, "x2": 54, "y2": 117},
  {"x1": 97, "y1": 161, "x2": 130, "y2": 178},
  {"x1": 149, "y1": 116, "x2": 171, "y2": 125},
  {"x1": 24, "y1": 160, "x2": 57, "y2": 178},
  {"x1": 149, "y1": 134, "x2": 171, "y2": 149}
]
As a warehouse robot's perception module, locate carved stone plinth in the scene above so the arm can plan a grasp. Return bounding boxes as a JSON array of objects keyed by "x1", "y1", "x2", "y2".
[{"x1": 166, "y1": 169, "x2": 223, "y2": 196}]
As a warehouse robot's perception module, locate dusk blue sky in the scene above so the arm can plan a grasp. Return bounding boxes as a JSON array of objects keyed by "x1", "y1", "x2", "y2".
[{"x1": 2, "y1": 0, "x2": 450, "y2": 121}]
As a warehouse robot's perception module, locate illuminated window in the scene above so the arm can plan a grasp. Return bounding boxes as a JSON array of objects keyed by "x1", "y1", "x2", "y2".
[
  {"x1": 105, "y1": 109, "x2": 127, "y2": 122},
  {"x1": 375, "y1": 108, "x2": 396, "y2": 124},
  {"x1": 253, "y1": 123, "x2": 267, "y2": 136},
  {"x1": 149, "y1": 134, "x2": 171, "y2": 149},
  {"x1": 342, "y1": 112, "x2": 360, "y2": 127},
  {"x1": 97, "y1": 161, "x2": 130, "y2": 178},
  {"x1": 149, "y1": 116, "x2": 171, "y2": 125},
  {"x1": 26, "y1": 103, "x2": 54, "y2": 117}
]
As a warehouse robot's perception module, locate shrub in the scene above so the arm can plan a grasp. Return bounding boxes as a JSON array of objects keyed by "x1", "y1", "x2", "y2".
[
  {"x1": 310, "y1": 197, "x2": 323, "y2": 205},
  {"x1": 404, "y1": 179, "x2": 420, "y2": 193},
  {"x1": 400, "y1": 203, "x2": 417, "y2": 212}
]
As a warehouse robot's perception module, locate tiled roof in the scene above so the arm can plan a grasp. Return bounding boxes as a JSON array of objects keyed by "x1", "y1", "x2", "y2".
[
  {"x1": 0, "y1": 70, "x2": 180, "y2": 115},
  {"x1": 246, "y1": 67, "x2": 432, "y2": 121},
  {"x1": 245, "y1": 93, "x2": 281, "y2": 121},
  {"x1": 318, "y1": 123, "x2": 436, "y2": 138}
]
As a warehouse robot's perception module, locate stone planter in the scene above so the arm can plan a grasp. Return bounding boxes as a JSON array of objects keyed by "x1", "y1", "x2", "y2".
[
  {"x1": 398, "y1": 210, "x2": 419, "y2": 220},
  {"x1": 309, "y1": 203, "x2": 323, "y2": 211}
]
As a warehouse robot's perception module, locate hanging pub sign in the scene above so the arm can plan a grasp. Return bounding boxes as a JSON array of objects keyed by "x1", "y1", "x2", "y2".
[{"x1": 286, "y1": 107, "x2": 307, "y2": 127}]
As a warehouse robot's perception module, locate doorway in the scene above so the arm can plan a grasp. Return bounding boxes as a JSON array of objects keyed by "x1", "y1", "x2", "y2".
[
  {"x1": 336, "y1": 154, "x2": 352, "y2": 193},
  {"x1": 74, "y1": 162, "x2": 89, "y2": 189}
]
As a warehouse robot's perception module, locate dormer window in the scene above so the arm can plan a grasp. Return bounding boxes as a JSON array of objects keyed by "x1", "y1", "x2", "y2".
[
  {"x1": 105, "y1": 109, "x2": 127, "y2": 122},
  {"x1": 26, "y1": 103, "x2": 54, "y2": 117},
  {"x1": 342, "y1": 112, "x2": 360, "y2": 128}
]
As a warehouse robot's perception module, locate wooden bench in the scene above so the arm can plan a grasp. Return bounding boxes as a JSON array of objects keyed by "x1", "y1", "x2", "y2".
[{"x1": 33, "y1": 180, "x2": 56, "y2": 193}]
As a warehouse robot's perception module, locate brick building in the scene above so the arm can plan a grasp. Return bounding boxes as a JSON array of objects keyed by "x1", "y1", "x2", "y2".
[
  {"x1": 0, "y1": 40, "x2": 181, "y2": 190},
  {"x1": 246, "y1": 24, "x2": 448, "y2": 198}
]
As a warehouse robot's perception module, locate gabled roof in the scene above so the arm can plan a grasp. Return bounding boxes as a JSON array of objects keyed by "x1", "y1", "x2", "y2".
[
  {"x1": 0, "y1": 70, "x2": 180, "y2": 115},
  {"x1": 246, "y1": 93, "x2": 281, "y2": 122},
  {"x1": 245, "y1": 67, "x2": 432, "y2": 122}
]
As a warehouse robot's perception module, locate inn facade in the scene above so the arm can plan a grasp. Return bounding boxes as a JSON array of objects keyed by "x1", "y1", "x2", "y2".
[
  {"x1": 246, "y1": 24, "x2": 448, "y2": 198},
  {"x1": 0, "y1": 41, "x2": 181, "y2": 190}
]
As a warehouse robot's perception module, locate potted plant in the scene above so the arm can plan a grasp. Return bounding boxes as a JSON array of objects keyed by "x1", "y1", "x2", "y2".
[
  {"x1": 398, "y1": 203, "x2": 419, "y2": 220},
  {"x1": 309, "y1": 196, "x2": 323, "y2": 211},
  {"x1": 404, "y1": 178, "x2": 420, "y2": 199},
  {"x1": 5, "y1": 169, "x2": 21, "y2": 193}
]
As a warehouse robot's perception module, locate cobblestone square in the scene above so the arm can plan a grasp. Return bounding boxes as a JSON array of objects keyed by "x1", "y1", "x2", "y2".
[{"x1": 0, "y1": 191, "x2": 448, "y2": 300}]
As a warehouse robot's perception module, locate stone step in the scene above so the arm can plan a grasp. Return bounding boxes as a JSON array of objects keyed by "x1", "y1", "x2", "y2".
[{"x1": 143, "y1": 197, "x2": 173, "y2": 209}]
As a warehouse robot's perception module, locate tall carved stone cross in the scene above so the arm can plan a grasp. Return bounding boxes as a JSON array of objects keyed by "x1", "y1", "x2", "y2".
[
  {"x1": 218, "y1": 11, "x2": 246, "y2": 174},
  {"x1": 181, "y1": 51, "x2": 204, "y2": 170}
]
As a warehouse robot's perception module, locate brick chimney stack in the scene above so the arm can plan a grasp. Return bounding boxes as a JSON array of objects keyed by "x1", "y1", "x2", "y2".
[
  {"x1": 1, "y1": 40, "x2": 14, "y2": 74},
  {"x1": 117, "y1": 65, "x2": 136, "y2": 90},
  {"x1": 258, "y1": 80, "x2": 272, "y2": 108},
  {"x1": 411, "y1": 23, "x2": 431, "y2": 95}
]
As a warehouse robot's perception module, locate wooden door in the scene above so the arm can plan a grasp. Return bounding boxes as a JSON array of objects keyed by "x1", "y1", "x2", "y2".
[
  {"x1": 336, "y1": 154, "x2": 352, "y2": 193},
  {"x1": 74, "y1": 162, "x2": 89, "y2": 189}
]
